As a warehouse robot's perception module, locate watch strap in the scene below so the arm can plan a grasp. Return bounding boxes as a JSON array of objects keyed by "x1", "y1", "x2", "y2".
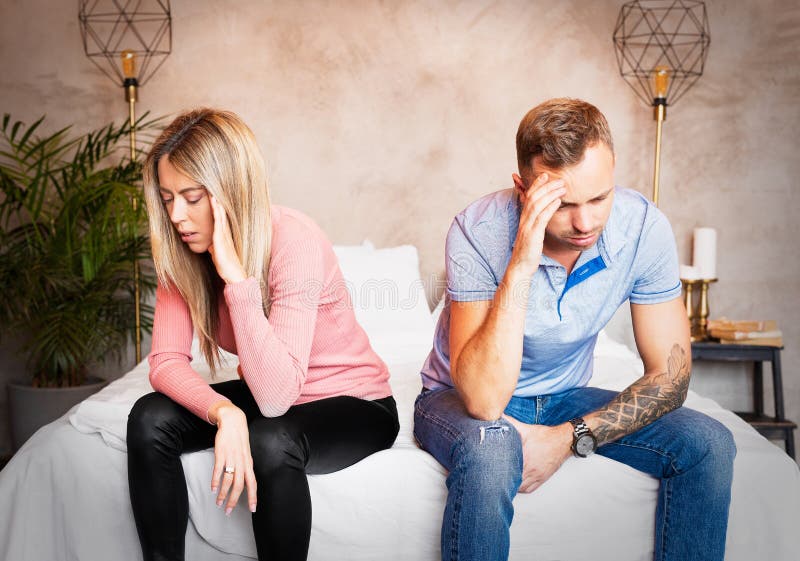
[
  {"x1": 568, "y1": 417, "x2": 596, "y2": 457},
  {"x1": 569, "y1": 417, "x2": 591, "y2": 436}
]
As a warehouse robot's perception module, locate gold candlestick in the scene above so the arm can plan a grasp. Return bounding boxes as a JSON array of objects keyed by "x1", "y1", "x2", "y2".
[
  {"x1": 682, "y1": 278, "x2": 718, "y2": 341},
  {"x1": 681, "y1": 278, "x2": 699, "y2": 332},
  {"x1": 695, "y1": 278, "x2": 717, "y2": 341}
]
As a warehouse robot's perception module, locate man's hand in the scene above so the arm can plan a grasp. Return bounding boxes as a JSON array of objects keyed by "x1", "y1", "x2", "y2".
[
  {"x1": 208, "y1": 195, "x2": 247, "y2": 284},
  {"x1": 508, "y1": 172, "x2": 566, "y2": 275},
  {"x1": 503, "y1": 415, "x2": 573, "y2": 493}
]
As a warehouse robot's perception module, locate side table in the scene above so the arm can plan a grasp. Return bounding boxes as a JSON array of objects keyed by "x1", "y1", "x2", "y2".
[{"x1": 691, "y1": 341, "x2": 796, "y2": 460}]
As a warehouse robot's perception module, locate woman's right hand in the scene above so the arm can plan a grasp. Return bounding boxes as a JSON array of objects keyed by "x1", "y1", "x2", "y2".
[
  {"x1": 208, "y1": 195, "x2": 247, "y2": 285},
  {"x1": 208, "y1": 401, "x2": 258, "y2": 514}
]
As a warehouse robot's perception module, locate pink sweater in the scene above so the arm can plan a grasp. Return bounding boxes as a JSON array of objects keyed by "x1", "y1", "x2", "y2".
[{"x1": 148, "y1": 205, "x2": 392, "y2": 422}]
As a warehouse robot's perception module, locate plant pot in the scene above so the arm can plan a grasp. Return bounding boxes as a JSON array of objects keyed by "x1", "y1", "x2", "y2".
[{"x1": 7, "y1": 377, "x2": 108, "y2": 451}]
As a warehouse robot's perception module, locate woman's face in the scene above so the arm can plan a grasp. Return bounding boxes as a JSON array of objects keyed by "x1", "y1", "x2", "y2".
[{"x1": 157, "y1": 156, "x2": 214, "y2": 253}]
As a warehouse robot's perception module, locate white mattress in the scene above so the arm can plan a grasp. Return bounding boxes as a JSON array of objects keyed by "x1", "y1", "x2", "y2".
[{"x1": 29, "y1": 329, "x2": 794, "y2": 561}]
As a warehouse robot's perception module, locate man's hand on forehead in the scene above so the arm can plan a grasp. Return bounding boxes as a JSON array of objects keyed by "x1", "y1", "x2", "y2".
[{"x1": 517, "y1": 172, "x2": 565, "y2": 202}]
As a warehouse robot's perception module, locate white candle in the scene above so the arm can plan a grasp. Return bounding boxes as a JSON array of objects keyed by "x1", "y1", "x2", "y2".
[
  {"x1": 680, "y1": 264, "x2": 700, "y2": 280},
  {"x1": 693, "y1": 227, "x2": 717, "y2": 280}
]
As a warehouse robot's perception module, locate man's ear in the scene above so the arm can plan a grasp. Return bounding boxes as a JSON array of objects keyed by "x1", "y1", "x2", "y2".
[{"x1": 512, "y1": 173, "x2": 526, "y2": 194}]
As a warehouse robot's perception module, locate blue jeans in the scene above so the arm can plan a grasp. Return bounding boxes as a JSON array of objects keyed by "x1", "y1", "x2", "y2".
[{"x1": 413, "y1": 386, "x2": 736, "y2": 561}]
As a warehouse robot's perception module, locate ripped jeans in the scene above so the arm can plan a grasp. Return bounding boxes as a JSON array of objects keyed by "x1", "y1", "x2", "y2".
[{"x1": 413, "y1": 386, "x2": 735, "y2": 561}]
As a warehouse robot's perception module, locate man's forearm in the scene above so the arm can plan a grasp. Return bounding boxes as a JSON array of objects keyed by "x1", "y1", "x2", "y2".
[
  {"x1": 585, "y1": 343, "x2": 690, "y2": 445},
  {"x1": 453, "y1": 265, "x2": 533, "y2": 420}
]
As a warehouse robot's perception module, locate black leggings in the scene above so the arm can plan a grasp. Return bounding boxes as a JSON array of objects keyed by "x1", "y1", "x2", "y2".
[{"x1": 127, "y1": 380, "x2": 399, "y2": 561}]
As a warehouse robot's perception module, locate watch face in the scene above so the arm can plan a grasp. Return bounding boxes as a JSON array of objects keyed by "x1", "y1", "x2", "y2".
[{"x1": 576, "y1": 434, "x2": 596, "y2": 456}]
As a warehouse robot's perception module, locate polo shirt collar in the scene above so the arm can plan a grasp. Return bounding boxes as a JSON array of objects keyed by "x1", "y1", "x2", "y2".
[{"x1": 597, "y1": 186, "x2": 627, "y2": 265}]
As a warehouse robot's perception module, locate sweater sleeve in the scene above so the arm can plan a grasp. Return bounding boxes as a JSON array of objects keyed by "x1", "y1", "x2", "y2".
[
  {"x1": 223, "y1": 236, "x2": 323, "y2": 417},
  {"x1": 148, "y1": 282, "x2": 231, "y2": 423}
]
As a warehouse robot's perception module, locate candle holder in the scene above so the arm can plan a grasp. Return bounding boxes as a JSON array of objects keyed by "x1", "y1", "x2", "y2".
[{"x1": 681, "y1": 278, "x2": 718, "y2": 341}]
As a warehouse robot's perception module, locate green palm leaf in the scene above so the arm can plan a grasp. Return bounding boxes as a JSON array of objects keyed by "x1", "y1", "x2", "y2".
[{"x1": 0, "y1": 113, "x2": 164, "y2": 387}]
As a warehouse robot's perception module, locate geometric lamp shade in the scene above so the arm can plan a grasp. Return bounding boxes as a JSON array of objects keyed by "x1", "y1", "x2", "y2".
[
  {"x1": 613, "y1": 0, "x2": 710, "y2": 106},
  {"x1": 78, "y1": 0, "x2": 172, "y2": 86}
]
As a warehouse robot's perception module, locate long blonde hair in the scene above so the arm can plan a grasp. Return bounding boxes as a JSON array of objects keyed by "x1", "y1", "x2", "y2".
[{"x1": 143, "y1": 109, "x2": 272, "y2": 372}]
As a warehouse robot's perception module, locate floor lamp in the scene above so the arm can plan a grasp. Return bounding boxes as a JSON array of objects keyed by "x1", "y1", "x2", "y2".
[
  {"x1": 78, "y1": 0, "x2": 172, "y2": 362},
  {"x1": 613, "y1": 0, "x2": 711, "y2": 206}
]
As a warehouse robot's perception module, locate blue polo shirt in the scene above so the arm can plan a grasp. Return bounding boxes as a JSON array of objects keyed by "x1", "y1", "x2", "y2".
[{"x1": 420, "y1": 186, "x2": 682, "y2": 397}]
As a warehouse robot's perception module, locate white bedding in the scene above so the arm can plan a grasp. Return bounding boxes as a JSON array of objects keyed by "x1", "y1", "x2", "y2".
[{"x1": 1, "y1": 241, "x2": 799, "y2": 561}]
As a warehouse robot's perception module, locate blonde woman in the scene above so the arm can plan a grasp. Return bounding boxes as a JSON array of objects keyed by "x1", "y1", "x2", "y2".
[{"x1": 127, "y1": 109, "x2": 399, "y2": 561}]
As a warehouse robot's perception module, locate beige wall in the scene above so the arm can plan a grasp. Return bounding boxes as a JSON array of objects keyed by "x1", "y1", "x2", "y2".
[{"x1": 1, "y1": 0, "x2": 798, "y2": 456}]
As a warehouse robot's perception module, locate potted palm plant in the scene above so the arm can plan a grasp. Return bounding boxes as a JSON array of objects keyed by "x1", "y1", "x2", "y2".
[{"x1": 0, "y1": 113, "x2": 159, "y2": 450}]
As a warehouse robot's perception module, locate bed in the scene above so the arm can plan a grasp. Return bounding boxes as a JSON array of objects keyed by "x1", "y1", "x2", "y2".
[{"x1": 0, "y1": 241, "x2": 798, "y2": 561}]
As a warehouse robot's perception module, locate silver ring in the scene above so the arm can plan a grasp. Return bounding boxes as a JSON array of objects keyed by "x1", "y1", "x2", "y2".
[{"x1": 224, "y1": 466, "x2": 235, "y2": 474}]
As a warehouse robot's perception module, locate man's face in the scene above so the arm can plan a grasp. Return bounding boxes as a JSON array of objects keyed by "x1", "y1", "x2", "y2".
[{"x1": 521, "y1": 143, "x2": 616, "y2": 253}]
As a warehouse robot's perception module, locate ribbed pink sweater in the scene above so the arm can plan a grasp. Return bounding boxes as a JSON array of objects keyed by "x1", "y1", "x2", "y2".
[{"x1": 148, "y1": 205, "x2": 392, "y2": 422}]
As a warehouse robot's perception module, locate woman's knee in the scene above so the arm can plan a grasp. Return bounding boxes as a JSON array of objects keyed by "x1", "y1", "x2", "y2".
[
  {"x1": 127, "y1": 392, "x2": 184, "y2": 452},
  {"x1": 249, "y1": 421, "x2": 306, "y2": 474}
]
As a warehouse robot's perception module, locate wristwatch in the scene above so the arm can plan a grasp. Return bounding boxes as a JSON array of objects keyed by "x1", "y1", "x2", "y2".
[{"x1": 568, "y1": 417, "x2": 597, "y2": 458}]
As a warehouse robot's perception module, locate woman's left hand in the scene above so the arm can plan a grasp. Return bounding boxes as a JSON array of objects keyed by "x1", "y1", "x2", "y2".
[
  {"x1": 210, "y1": 402, "x2": 258, "y2": 515},
  {"x1": 208, "y1": 195, "x2": 247, "y2": 284}
]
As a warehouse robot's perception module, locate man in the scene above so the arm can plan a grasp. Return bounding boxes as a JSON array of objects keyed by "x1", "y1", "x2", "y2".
[{"x1": 414, "y1": 98, "x2": 735, "y2": 561}]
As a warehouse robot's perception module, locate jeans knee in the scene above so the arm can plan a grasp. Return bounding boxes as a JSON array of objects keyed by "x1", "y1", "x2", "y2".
[
  {"x1": 676, "y1": 416, "x2": 737, "y2": 478},
  {"x1": 452, "y1": 422, "x2": 522, "y2": 490},
  {"x1": 249, "y1": 423, "x2": 305, "y2": 475},
  {"x1": 706, "y1": 421, "x2": 737, "y2": 468}
]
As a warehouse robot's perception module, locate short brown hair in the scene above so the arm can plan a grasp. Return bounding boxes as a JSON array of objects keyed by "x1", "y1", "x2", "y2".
[{"x1": 516, "y1": 98, "x2": 614, "y2": 172}]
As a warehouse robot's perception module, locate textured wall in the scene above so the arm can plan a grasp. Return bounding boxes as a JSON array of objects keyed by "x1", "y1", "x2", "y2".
[{"x1": 1, "y1": 0, "x2": 798, "y2": 457}]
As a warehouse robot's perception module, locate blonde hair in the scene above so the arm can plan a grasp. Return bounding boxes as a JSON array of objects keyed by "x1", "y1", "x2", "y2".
[
  {"x1": 516, "y1": 98, "x2": 614, "y2": 172},
  {"x1": 143, "y1": 108, "x2": 272, "y2": 372}
]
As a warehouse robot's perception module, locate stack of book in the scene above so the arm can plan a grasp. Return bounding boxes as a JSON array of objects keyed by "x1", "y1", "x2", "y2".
[{"x1": 707, "y1": 319, "x2": 783, "y2": 347}]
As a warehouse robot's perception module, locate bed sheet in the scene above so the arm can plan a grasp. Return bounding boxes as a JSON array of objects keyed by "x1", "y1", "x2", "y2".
[
  {"x1": 1, "y1": 364, "x2": 659, "y2": 561},
  {"x1": 44, "y1": 330, "x2": 799, "y2": 560},
  {"x1": 3, "y1": 364, "x2": 799, "y2": 561}
]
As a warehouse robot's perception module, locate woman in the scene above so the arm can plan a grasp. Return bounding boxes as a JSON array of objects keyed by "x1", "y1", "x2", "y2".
[{"x1": 127, "y1": 108, "x2": 399, "y2": 561}]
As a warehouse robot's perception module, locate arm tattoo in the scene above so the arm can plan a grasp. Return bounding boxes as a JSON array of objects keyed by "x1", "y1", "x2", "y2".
[{"x1": 591, "y1": 344, "x2": 690, "y2": 445}]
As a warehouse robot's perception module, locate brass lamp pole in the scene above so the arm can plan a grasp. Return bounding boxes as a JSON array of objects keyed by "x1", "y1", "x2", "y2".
[
  {"x1": 652, "y1": 65, "x2": 669, "y2": 206},
  {"x1": 122, "y1": 50, "x2": 138, "y2": 163},
  {"x1": 121, "y1": 50, "x2": 142, "y2": 362}
]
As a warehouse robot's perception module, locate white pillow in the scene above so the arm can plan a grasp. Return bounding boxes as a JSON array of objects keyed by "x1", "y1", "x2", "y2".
[{"x1": 333, "y1": 240, "x2": 434, "y2": 343}]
